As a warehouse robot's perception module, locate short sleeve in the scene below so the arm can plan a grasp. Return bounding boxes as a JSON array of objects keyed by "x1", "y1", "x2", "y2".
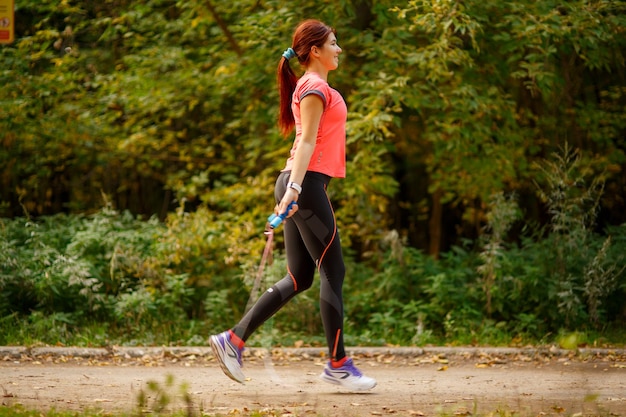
[
  {"x1": 300, "y1": 89, "x2": 327, "y2": 108},
  {"x1": 295, "y1": 74, "x2": 331, "y2": 109}
]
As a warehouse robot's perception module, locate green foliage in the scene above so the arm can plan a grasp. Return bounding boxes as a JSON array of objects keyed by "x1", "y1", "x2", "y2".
[
  {"x1": 3, "y1": 0, "x2": 624, "y2": 255},
  {"x1": 530, "y1": 145, "x2": 626, "y2": 328},
  {"x1": 1, "y1": 0, "x2": 625, "y2": 348},
  {"x1": 477, "y1": 192, "x2": 521, "y2": 317},
  {"x1": 2, "y1": 150, "x2": 626, "y2": 350},
  {"x1": 136, "y1": 374, "x2": 192, "y2": 415},
  {"x1": 0, "y1": 206, "x2": 249, "y2": 345},
  {"x1": 343, "y1": 146, "x2": 625, "y2": 345}
]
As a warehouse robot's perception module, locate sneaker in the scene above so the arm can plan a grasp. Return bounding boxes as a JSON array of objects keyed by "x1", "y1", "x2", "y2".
[
  {"x1": 209, "y1": 331, "x2": 245, "y2": 384},
  {"x1": 320, "y1": 358, "x2": 377, "y2": 391}
]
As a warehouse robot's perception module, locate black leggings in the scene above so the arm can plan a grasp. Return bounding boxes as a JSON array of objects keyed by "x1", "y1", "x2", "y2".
[{"x1": 232, "y1": 171, "x2": 346, "y2": 361}]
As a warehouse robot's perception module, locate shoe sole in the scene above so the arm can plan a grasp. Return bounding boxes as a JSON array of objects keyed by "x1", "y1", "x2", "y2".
[{"x1": 210, "y1": 335, "x2": 245, "y2": 384}]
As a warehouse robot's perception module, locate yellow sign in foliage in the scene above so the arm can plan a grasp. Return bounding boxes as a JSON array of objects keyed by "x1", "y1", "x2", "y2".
[{"x1": 0, "y1": 0, "x2": 14, "y2": 44}]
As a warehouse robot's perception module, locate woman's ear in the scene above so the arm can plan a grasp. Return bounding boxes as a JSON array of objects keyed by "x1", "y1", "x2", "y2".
[{"x1": 311, "y1": 46, "x2": 319, "y2": 57}]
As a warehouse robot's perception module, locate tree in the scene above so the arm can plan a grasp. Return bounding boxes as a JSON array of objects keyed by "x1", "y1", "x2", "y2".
[{"x1": 1, "y1": 0, "x2": 624, "y2": 259}]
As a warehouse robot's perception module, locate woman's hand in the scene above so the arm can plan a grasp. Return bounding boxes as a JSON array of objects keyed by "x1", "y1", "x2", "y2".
[{"x1": 275, "y1": 188, "x2": 299, "y2": 218}]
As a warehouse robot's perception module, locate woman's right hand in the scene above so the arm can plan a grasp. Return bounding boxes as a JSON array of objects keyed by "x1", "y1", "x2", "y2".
[{"x1": 275, "y1": 188, "x2": 299, "y2": 219}]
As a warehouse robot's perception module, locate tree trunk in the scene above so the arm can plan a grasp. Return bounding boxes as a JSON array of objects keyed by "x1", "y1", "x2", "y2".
[{"x1": 428, "y1": 189, "x2": 443, "y2": 259}]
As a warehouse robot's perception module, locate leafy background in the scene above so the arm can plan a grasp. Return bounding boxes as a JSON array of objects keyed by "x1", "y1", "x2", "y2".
[{"x1": 1, "y1": 0, "x2": 625, "y2": 347}]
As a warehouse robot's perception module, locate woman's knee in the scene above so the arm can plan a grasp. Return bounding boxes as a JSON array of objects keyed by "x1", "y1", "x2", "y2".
[
  {"x1": 320, "y1": 259, "x2": 345, "y2": 283},
  {"x1": 288, "y1": 268, "x2": 314, "y2": 292}
]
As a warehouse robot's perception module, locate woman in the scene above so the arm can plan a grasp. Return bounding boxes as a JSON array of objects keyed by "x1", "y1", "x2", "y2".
[{"x1": 210, "y1": 19, "x2": 376, "y2": 391}]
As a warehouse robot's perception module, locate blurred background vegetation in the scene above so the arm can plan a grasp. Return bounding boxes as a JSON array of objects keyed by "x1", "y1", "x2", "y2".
[{"x1": 1, "y1": 0, "x2": 625, "y2": 348}]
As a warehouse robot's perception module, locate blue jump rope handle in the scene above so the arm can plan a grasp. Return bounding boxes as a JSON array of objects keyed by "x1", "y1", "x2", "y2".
[{"x1": 268, "y1": 201, "x2": 296, "y2": 229}]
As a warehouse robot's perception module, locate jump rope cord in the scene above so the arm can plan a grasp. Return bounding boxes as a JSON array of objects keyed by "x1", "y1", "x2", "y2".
[{"x1": 244, "y1": 224, "x2": 274, "y2": 314}]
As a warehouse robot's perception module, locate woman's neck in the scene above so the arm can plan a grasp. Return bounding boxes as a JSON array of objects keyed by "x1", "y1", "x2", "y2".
[{"x1": 305, "y1": 62, "x2": 328, "y2": 81}]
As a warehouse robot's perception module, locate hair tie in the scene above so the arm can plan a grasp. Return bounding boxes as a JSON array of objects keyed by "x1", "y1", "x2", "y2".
[{"x1": 282, "y1": 47, "x2": 296, "y2": 60}]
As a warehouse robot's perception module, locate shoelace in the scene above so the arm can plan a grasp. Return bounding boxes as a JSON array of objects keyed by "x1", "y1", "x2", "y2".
[{"x1": 333, "y1": 360, "x2": 362, "y2": 377}]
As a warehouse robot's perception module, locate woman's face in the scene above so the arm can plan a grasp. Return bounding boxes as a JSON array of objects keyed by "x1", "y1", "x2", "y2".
[{"x1": 316, "y1": 32, "x2": 342, "y2": 70}]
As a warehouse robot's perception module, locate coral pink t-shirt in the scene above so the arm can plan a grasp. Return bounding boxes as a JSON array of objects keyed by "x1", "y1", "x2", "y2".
[{"x1": 282, "y1": 72, "x2": 347, "y2": 178}]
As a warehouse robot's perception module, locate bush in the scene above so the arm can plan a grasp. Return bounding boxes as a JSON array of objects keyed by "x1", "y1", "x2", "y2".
[{"x1": 1, "y1": 145, "x2": 625, "y2": 347}]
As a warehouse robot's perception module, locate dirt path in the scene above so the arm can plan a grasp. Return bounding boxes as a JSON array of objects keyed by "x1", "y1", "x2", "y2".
[{"x1": 2, "y1": 347, "x2": 625, "y2": 416}]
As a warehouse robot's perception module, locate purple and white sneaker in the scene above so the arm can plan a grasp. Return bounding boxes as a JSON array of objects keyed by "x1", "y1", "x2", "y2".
[
  {"x1": 320, "y1": 358, "x2": 376, "y2": 391},
  {"x1": 209, "y1": 331, "x2": 245, "y2": 383}
]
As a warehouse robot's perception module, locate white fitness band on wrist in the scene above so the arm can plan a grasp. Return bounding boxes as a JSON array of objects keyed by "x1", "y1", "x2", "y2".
[{"x1": 288, "y1": 182, "x2": 302, "y2": 194}]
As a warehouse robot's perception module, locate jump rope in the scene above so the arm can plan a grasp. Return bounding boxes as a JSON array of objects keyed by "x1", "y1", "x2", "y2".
[
  {"x1": 244, "y1": 201, "x2": 296, "y2": 312},
  {"x1": 242, "y1": 201, "x2": 297, "y2": 386}
]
